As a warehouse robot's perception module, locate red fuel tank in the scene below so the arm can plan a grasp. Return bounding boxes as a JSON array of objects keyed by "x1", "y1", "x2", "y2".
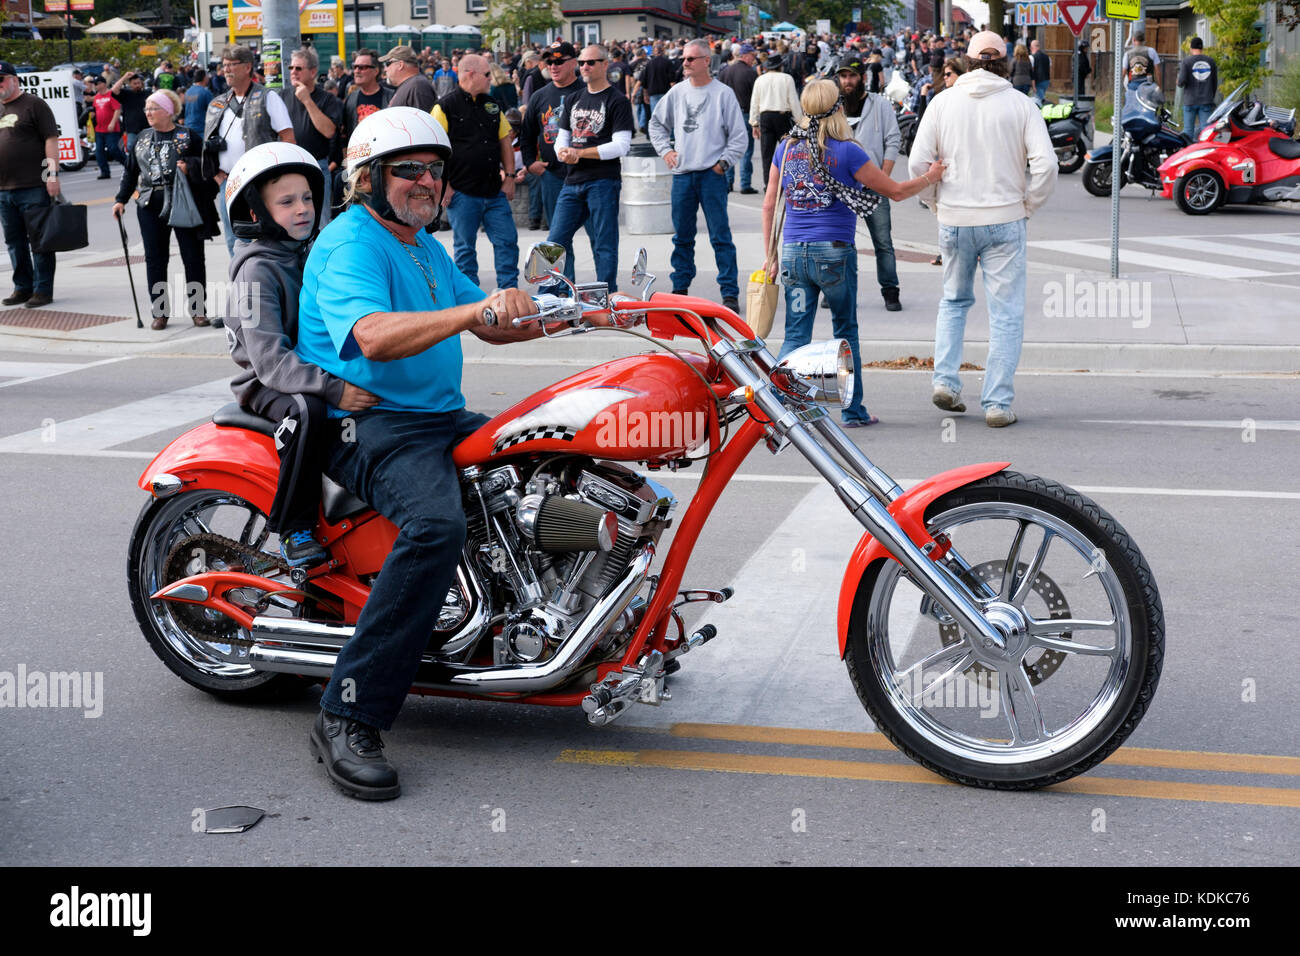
[{"x1": 453, "y1": 353, "x2": 718, "y2": 468}]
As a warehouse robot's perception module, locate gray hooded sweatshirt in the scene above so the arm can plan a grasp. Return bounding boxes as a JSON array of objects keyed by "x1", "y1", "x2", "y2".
[{"x1": 226, "y1": 237, "x2": 346, "y2": 410}]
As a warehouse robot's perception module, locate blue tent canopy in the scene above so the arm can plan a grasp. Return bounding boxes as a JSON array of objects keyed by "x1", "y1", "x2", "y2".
[
  {"x1": 759, "y1": 10, "x2": 773, "y2": 18},
  {"x1": 772, "y1": 20, "x2": 801, "y2": 31}
]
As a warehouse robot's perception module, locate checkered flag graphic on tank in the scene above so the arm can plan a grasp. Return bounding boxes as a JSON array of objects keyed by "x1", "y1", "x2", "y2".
[{"x1": 491, "y1": 387, "x2": 638, "y2": 453}]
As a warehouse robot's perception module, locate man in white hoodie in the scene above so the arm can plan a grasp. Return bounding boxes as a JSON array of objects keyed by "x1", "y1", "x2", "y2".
[{"x1": 908, "y1": 31, "x2": 1056, "y2": 427}]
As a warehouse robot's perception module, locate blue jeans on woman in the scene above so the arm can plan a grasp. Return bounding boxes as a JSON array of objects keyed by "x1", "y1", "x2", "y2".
[
  {"x1": 0, "y1": 186, "x2": 55, "y2": 297},
  {"x1": 777, "y1": 241, "x2": 870, "y2": 423},
  {"x1": 933, "y1": 219, "x2": 1027, "y2": 413}
]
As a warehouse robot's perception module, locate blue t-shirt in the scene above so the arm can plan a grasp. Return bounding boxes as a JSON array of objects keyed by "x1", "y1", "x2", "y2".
[
  {"x1": 183, "y1": 84, "x2": 213, "y2": 135},
  {"x1": 296, "y1": 203, "x2": 486, "y2": 415},
  {"x1": 775, "y1": 137, "x2": 869, "y2": 244}
]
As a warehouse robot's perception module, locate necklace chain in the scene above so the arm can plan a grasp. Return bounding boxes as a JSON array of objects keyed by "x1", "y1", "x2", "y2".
[{"x1": 381, "y1": 222, "x2": 438, "y2": 301}]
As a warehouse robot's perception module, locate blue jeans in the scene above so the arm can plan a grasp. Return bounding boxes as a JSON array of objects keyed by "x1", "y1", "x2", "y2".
[
  {"x1": 320, "y1": 407, "x2": 489, "y2": 730},
  {"x1": 933, "y1": 220, "x2": 1028, "y2": 412},
  {"x1": 1183, "y1": 103, "x2": 1214, "y2": 138},
  {"x1": 95, "y1": 130, "x2": 126, "y2": 176},
  {"x1": 669, "y1": 168, "x2": 739, "y2": 299},
  {"x1": 863, "y1": 198, "x2": 899, "y2": 293},
  {"x1": 777, "y1": 242, "x2": 869, "y2": 422},
  {"x1": 1034, "y1": 80, "x2": 1049, "y2": 104},
  {"x1": 636, "y1": 99, "x2": 648, "y2": 132},
  {"x1": 0, "y1": 186, "x2": 55, "y2": 296},
  {"x1": 725, "y1": 133, "x2": 756, "y2": 192},
  {"x1": 526, "y1": 170, "x2": 545, "y2": 224},
  {"x1": 218, "y1": 181, "x2": 235, "y2": 256},
  {"x1": 446, "y1": 190, "x2": 520, "y2": 289},
  {"x1": 546, "y1": 177, "x2": 620, "y2": 289}
]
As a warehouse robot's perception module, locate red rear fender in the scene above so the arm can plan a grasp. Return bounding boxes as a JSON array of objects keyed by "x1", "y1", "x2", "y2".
[
  {"x1": 835, "y1": 462, "x2": 1010, "y2": 656},
  {"x1": 136, "y1": 422, "x2": 280, "y2": 511}
]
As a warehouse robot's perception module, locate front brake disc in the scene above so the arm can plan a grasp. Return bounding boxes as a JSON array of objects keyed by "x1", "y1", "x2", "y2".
[{"x1": 937, "y1": 560, "x2": 1072, "y2": 686}]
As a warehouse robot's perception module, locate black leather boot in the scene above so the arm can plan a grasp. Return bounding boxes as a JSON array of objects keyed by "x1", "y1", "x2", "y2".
[{"x1": 310, "y1": 709, "x2": 401, "y2": 800}]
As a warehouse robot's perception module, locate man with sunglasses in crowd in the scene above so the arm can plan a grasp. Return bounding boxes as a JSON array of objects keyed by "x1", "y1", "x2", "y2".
[
  {"x1": 837, "y1": 56, "x2": 903, "y2": 312},
  {"x1": 649, "y1": 39, "x2": 746, "y2": 311},
  {"x1": 433, "y1": 54, "x2": 519, "y2": 290},
  {"x1": 520, "y1": 42, "x2": 589, "y2": 238},
  {"x1": 282, "y1": 47, "x2": 343, "y2": 225},
  {"x1": 546, "y1": 44, "x2": 634, "y2": 290}
]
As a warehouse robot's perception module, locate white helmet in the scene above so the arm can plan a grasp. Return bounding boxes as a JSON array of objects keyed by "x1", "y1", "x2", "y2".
[
  {"x1": 343, "y1": 106, "x2": 452, "y2": 181},
  {"x1": 225, "y1": 142, "x2": 325, "y2": 241},
  {"x1": 344, "y1": 106, "x2": 452, "y2": 226}
]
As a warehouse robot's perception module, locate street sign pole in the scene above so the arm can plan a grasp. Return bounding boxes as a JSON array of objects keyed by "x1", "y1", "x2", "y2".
[
  {"x1": 1103, "y1": 0, "x2": 1139, "y2": 279},
  {"x1": 1110, "y1": 16, "x2": 1121, "y2": 278}
]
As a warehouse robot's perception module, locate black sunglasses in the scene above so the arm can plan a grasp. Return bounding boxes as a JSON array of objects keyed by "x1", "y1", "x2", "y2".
[
  {"x1": 383, "y1": 160, "x2": 445, "y2": 181},
  {"x1": 577, "y1": 58, "x2": 605, "y2": 67},
  {"x1": 682, "y1": 56, "x2": 706, "y2": 63}
]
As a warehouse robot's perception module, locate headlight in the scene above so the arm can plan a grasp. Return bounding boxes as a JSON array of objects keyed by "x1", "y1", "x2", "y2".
[{"x1": 770, "y1": 339, "x2": 853, "y2": 408}]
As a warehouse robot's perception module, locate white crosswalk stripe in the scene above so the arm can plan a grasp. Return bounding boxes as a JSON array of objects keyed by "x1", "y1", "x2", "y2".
[
  {"x1": 0, "y1": 377, "x2": 231, "y2": 457},
  {"x1": 1030, "y1": 232, "x2": 1300, "y2": 278},
  {"x1": 0, "y1": 357, "x2": 130, "y2": 389}
]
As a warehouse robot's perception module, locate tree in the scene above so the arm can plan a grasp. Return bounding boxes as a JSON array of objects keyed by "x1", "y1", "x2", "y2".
[
  {"x1": 788, "y1": 0, "x2": 904, "y2": 31},
  {"x1": 987, "y1": 0, "x2": 1006, "y2": 34},
  {"x1": 479, "y1": 0, "x2": 562, "y2": 51},
  {"x1": 1279, "y1": 2, "x2": 1299, "y2": 30},
  {"x1": 1191, "y1": 0, "x2": 1272, "y2": 93}
]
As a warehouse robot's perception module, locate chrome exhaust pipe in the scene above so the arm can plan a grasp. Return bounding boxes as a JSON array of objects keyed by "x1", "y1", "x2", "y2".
[{"x1": 246, "y1": 544, "x2": 655, "y2": 694}]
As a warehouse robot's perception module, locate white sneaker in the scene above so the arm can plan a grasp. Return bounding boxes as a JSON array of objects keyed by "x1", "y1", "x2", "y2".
[
  {"x1": 931, "y1": 386, "x2": 966, "y2": 413},
  {"x1": 985, "y1": 407, "x2": 1017, "y2": 428}
]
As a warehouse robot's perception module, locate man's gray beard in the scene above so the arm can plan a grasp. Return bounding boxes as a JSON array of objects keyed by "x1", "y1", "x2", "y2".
[{"x1": 390, "y1": 192, "x2": 438, "y2": 228}]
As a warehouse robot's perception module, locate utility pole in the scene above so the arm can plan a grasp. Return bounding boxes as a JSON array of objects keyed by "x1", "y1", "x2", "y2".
[{"x1": 260, "y1": 0, "x2": 301, "y2": 90}]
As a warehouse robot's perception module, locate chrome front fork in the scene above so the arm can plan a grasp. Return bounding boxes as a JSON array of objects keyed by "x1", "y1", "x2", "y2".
[{"x1": 713, "y1": 340, "x2": 1008, "y2": 651}]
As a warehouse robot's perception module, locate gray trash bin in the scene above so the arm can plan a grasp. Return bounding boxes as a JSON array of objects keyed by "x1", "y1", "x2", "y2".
[{"x1": 621, "y1": 142, "x2": 674, "y2": 235}]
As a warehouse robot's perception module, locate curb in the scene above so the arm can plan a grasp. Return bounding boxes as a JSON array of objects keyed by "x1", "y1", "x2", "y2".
[{"x1": 4, "y1": 324, "x2": 1297, "y2": 375}]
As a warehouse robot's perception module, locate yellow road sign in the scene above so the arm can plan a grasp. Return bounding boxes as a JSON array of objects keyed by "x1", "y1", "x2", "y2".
[{"x1": 1104, "y1": 0, "x2": 1140, "y2": 19}]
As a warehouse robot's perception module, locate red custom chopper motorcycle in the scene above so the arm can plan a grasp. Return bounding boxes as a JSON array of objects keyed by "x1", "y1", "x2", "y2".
[
  {"x1": 1160, "y1": 83, "x2": 1300, "y2": 215},
  {"x1": 128, "y1": 244, "x2": 1164, "y2": 790}
]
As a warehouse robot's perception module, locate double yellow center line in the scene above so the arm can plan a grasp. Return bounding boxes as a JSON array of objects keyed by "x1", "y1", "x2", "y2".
[{"x1": 557, "y1": 723, "x2": 1300, "y2": 808}]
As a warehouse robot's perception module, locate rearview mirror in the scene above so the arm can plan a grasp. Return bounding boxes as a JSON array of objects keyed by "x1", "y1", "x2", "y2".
[
  {"x1": 630, "y1": 248, "x2": 649, "y2": 287},
  {"x1": 524, "y1": 242, "x2": 567, "y2": 284}
]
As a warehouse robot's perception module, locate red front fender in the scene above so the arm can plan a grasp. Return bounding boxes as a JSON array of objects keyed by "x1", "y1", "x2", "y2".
[
  {"x1": 835, "y1": 461, "x2": 1009, "y2": 657},
  {"x1": 136, "y1": 421, "x2": 280, "y2": 513}
]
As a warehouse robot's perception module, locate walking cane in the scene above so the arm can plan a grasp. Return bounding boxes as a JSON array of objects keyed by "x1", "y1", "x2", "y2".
[{"x1": 115, "y1": 209, "x2": 144, "y2": 329}]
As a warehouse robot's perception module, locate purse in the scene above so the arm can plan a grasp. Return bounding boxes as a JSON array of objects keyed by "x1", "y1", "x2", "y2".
[
  {"x1": 744, "y1": 146, "x2": 790, "y2": 339},
  {"x1": 167, "y1": 172, "x2": 204, "y2": 229},
  {"x1": 24, "y1": 195, "x2": 89, "y2": 254}
]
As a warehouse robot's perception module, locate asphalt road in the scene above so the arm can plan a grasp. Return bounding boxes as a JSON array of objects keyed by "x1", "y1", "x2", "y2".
[{"x1": 2, "y1": 353, "x2": 1297, "y2": 866}]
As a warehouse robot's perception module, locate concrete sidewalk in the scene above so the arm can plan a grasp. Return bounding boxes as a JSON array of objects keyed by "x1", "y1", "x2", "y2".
[{"x1": 2, "y1": 198, "x2": 1297, "y2": 374}]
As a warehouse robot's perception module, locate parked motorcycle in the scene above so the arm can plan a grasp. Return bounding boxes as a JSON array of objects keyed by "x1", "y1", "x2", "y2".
[
  {"x1": 1043, "y1": 101, "x2": 1092, "y2": 174},
  {"x1": 1159, "y1": 83, "x2": 1300, "y2": 215},
  {"x1": 1083, "y1": 84, "x2": 1191, "y2": 196},
  {"x1": 127, "y1": 243, "x2": 1165, "y2": 791}
]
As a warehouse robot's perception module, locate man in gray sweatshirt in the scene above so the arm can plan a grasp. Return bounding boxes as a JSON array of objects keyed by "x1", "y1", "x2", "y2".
[{"x1": 649, "y1": 38, "x2": 748, "y2": 310}]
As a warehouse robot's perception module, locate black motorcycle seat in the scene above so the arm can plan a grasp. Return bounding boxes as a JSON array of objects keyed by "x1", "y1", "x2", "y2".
[
  {"x1": 212, "y1": 403, "x2": 371, "y2": 521},
  {"x1": 321, "y1": 475, "x2": 370, "y2": 523},
  {"x1": 1268, "y1": 137, "x2": 1300, "y2": 160},
  {"x1": 212, "y1": 402, "x2": 278, "y2": 437}
]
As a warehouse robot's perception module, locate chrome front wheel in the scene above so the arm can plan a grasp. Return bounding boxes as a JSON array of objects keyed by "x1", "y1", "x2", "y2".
[{"x1": 845, "y1": 471, "x2": 1164, "y2": 789}]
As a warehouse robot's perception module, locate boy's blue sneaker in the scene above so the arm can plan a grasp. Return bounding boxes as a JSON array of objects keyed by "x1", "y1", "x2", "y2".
[{"x1": 281, "y1": 529, "x2": 327, "y2": 568}]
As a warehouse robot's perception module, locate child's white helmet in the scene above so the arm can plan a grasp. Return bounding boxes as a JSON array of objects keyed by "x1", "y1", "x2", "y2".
[{"x1": 225, "y1": 142, "x2": 324, "y2": 241}]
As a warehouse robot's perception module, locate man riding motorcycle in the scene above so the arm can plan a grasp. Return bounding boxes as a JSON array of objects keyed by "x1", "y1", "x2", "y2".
[{"x1": 293, "y1": 107, "x2": 547, "y2": 800}]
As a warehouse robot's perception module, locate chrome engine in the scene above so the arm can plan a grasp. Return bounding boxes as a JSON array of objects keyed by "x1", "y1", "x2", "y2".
[{"x1": 460, "y1": 460, "x2": 676, "y2": 668}]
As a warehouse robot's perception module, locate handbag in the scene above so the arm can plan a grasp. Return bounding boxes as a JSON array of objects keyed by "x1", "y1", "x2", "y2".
[
  {"x1": 167, "y1": 172, "x2": 204, "y2": 229},
  {"x1": 24, "y1": 195, "x2": 89, "y2": 254},
  {"x1": 744, "y1": 146, "x2": 790, "y2": 339}
]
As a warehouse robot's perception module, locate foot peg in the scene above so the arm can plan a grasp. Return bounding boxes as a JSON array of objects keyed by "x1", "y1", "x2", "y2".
[{"x1": 583, "y1": 650, "x2": 668, "y2": 726}]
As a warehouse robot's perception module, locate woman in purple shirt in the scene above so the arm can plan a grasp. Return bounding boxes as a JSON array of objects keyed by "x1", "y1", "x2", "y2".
[{"x1": 762, "y1": 79, "x2": 942, "y2": 426}]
